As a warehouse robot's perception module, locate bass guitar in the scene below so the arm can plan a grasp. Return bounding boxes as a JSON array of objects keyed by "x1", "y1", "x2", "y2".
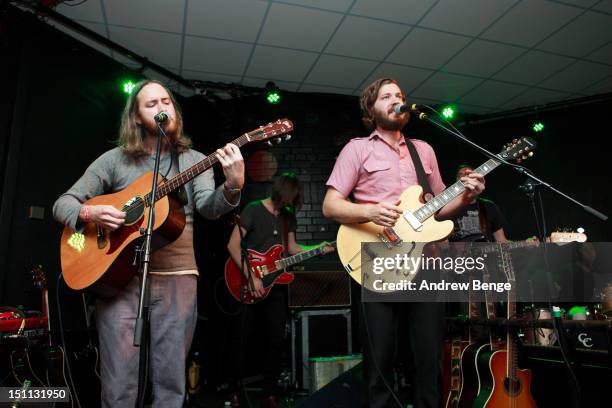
[{"x1": 60, "y1": 119, "x2": 293, "y2": 292}]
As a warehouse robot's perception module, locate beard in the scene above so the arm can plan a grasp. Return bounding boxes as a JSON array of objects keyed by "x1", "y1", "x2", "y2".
[
  {"x1": 372, "y1": 107, "x2": 409, "y2": 131},
  {"x1": 140, "y1": 116, "x2": 179, "y2": 141}
]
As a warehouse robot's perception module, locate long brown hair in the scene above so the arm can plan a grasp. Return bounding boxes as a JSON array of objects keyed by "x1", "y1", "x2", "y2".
[
  {"x1": 359, "y1": 78, "x2": 400, "y2": 132},
  {"x1": 271, "y1": 172, "x2": 303, "y2": 214},
  {"x1": 117, "y1": 79, "x2": 192, "y2": 157}
]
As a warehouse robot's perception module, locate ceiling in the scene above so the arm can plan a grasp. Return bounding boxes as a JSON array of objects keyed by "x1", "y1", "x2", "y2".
[{"x1": 42, "y1": 0, "x2": 612, "y2": 114}]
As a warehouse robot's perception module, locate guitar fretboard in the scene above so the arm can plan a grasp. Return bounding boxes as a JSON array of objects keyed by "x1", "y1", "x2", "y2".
[
  {"x1": 276, "y1": 241, "x2": 336, "y2": 270},
  {"x1": 412, "y1": 158, "x2": 499, "y2": 222},
  {"x1": 143, "y1": 129, "x2": 265, "y2": 207}
]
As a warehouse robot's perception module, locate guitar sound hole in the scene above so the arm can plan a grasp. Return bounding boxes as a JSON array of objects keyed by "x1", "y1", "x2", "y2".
[
  {"x1": 123, "y1": 196, "x2": 145, "y2": 226},
  {"x1": 503, "y1": 377, "x2": 522, "y2": 397}
]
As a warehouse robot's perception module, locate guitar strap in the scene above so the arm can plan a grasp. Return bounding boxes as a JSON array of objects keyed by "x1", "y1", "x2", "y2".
[
  {"x1": 404, "y1": 137, "x2": 434, "y2": 200},
  {"x1": 280, "y1": 214, "x2": 289, "y2": 259},
  {"x1": 171, "y1": 147, "x2": 188, "y2": 205}
]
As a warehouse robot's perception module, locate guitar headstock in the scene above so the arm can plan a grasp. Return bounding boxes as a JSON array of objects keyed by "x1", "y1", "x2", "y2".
[
  {"x1": 498, "y1": 137, "x2": 536, "y2": 163},
  {"x1": 31, "y1": 264, "x2": 47, "y2": 290},
  {"x1": 248, "y1": 118, "x2": 294, "y2": 146},
  {"x1": 550, "y1": 230, "x2": 587, "y2": 243}
]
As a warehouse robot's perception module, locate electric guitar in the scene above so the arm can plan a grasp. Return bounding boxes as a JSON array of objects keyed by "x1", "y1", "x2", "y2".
[
  {"x1": 336, "y1": 137, "x2": 536, "y2": 291},
  {"x1": 224, "y1": 242, "x2": 335, "y2": 304},
  {"x1": 60, "y1": 119, "x2": 293, "y2": 292}
]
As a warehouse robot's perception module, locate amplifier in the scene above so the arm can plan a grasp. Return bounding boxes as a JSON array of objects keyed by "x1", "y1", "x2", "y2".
[
  {"x1": 288, "y1": 271, "x2": 351, "y2": 308},
  {"x1": 309, "y1": 355, "x2": 362, "y2": 393}
]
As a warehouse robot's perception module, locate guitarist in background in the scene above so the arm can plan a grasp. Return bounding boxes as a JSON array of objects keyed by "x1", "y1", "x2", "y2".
[
  {"x1": 53, "y1": 80, "x2": 245, "y2": 408},
  {"x1": 225, "y1": 172, "x2": 333, "y2": 408},
  {"x1": 449, "y1": 164, "x2": 509, "y2": 243},
  {"x1": 322, "y1": 78, "x2": 485, "y2": 408}
]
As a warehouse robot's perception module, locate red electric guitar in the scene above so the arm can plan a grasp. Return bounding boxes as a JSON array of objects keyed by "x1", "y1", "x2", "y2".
[{"x1": 224, "y1": 242, "x2": 335, "y2": 304}]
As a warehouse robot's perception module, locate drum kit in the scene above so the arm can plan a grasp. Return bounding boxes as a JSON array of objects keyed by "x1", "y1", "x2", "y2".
[{"x1": 520, "y1": 282, "x2": 612, "y2": 346}]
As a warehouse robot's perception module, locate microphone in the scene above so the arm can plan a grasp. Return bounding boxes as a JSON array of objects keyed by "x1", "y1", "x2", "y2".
[
  {"x1": 154, "y1": 111, "x2": 171, "y2": 123},
  {"x1": 393, "y1": 103, "x2": 425, "y2": 114}
]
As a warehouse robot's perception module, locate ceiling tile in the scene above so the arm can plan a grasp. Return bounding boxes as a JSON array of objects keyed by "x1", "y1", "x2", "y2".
[
  {"x1": 326, "y1": 16, "x2": 407, "y2": 60},
  {"x1": 459, "y1": 80, "x2": 528, "y2": 107},
  {"x1": 181, "y1": 70, "x2": 242, "y2": 84},
  {"x1": 557, "y1": 0, "x2": 600, "y2": 7},
  {"x1": 539, "y1": 61, "x2": 611, "y2": 92},
  {"x1": 56, "y1": 1, "x2": 105, "y2": 23},
  {"x1": 182, "y1": 37, "x2": 251, "y2": 76},
  {"x1": 445, "y1": 40, "x2": 525, "y2": 77},
  {"x1": 481, "y1": 0, "x2": 581, "y2": 47},
  {"x1": 299, "y1": 84, "x2": 354, "y2": 94},
  {"x1": 304, "y1": 55, "x2": 377, "y2": 88},
  {"x1": 259, "y1": 3, "x2": 343, "y2": 52},
  {"x1": 593, "y1": 0, "x2": 612, "y2": 13},
  {"x1": 537, "y1": 11, "x2": 612, "y2": 57},
  {"x1": 419, "y1": 0, "x2": 516, "y2": 36},
  {"x1": 582, "y1": 75, "x2": 612, "y2": 94},
  {"x1": 360, "y1": 63, "x2": 434, "y2": 94},
  {"x1": 493, "y1": 50, "x2": 575, "y2": 85},
  {"x1": 245, "y1": 46, "x2": 318, "y2": 82},
  {"x1": 351, "y1": 0, "x2": 438, "y2": 25},
  {"x1": 387, "y1": 28, "x2": 471, "y2": 69},
  {"x1": 278, "y1": 0, "x2": 353, "y2": 12},
  {"x1": 411, "y1": 72, "x2": 483, "y2": 101},
  {"x1": 104, "y1": 0, "x2": 184, "y2": 33},
  {"x1": 585, "y1": 42, "x2": 612, "y2": 65},
  {"x1": 108, "y1": 26, "x2": 181, "y2": 69},
  {"x1": 499, "y1": 88, "x2": 572, "y2": 109},
  {"x1": 186, "y1": 0, "x2": 268, "y2": 42}
]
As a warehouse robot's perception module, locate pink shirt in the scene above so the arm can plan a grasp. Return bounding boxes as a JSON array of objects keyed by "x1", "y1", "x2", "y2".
[{"x1": 326, "y1": 133, "x2": 446, "y2": 204}]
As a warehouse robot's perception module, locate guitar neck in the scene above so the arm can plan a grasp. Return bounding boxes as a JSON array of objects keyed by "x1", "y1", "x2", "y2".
[
  {"x1": 412, "y1": 158, "x2": 500, "y2": 222},
  {"x1": 144, "y1": 131, "x2": 258, "y2": 206},
  {"x1": 276, "y1": 242, "x2": 335, "y2": 270}
]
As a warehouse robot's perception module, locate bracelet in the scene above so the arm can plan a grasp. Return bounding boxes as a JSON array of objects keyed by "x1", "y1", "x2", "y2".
[
  {"x1": 83, "y1": 205, "x2": 90, "y2": 223},
  {"x1": 223, "y1": 183, "x2": 242, "y2": 194}
]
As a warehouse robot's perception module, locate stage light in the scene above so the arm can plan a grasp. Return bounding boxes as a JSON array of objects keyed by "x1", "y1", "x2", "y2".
[
  {"x1": 122, "y1": 80, "x2": 136, "y2": 95},
  {"x1": 441, "y1": 105, "x2": 455, "y2": 119},
  {"x1": 265, "y1": 81, "x2": 281, "y2": 105},
  {"x1": 532, "y1": 121, "x2": 545, "y2": 132}
]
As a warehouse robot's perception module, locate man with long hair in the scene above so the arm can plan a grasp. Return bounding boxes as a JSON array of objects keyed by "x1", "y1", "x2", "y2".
[
  {"x1": 53, "y1": 80, "x2": 244, "y2": 407},
  {"x1": 323, "y1": 78, "x2": 484, "y2": 407},
  {"x1": 226, "y1": 172, "x2": 332, "y2": 408}
]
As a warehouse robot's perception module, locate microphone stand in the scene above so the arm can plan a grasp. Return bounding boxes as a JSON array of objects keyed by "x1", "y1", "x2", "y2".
[
  {"x1": 415, "y1": 107, "x2": 608, "y2": 408},
  {"x1": 134, "y1": 120, "x2": 166, "y2": 408}
]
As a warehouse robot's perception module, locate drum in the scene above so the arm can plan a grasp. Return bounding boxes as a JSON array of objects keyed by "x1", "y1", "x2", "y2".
[{"x1": 522, "y1": 307, "x2": 556, "y2": 346}]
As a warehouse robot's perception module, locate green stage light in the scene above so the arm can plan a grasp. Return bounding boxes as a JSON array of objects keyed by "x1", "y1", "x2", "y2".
[
  {"x1": 442, "y1": 106, "x2": 455, "y2": 119},
  {"x1": 122, "y1": 80, "x2": 136, "y2": 95},
  {"x1": 265, "y1": 81, "x2": 281, "y2": 105},
  {"x1": 532, "y1": 122, "x2": 545, "y2": 132}
]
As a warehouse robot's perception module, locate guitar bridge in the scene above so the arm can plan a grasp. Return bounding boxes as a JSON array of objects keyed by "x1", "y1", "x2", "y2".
[
  {"x1": 96, "y1": 226, "x2": 107, "y2": 249},
  {"x1": 377, "y1": 227, "x2": 403, "y2": 249}
]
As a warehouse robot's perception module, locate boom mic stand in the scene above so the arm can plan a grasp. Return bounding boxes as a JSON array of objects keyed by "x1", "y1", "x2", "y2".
[{"x1": 413, "y1": 105, "x2": 608, "y2": 408}]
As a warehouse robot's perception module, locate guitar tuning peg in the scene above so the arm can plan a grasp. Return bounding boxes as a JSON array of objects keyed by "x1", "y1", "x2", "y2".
[
  {"x1": 528, "y1": 152, "x2": 534, "y2": 157},
  {"x1": 275, "y1": 138, "x2": 282, "y2": 144},
  {"x1": 267, "y1": 141, "x2": 273, "y2": 146},
  {"x1": 284, "y1": 134, "x2": 292, "y2": 141}
]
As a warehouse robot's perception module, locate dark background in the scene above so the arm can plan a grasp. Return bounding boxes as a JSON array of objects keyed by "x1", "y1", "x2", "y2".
[{"x1": 1, "y1": 6, "x2": 611, "y2": 403}]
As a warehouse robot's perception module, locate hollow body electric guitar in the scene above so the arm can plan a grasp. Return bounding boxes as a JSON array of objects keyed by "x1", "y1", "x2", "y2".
[
  {"x1": 224, "y1": 242, "x2": 335, "y2": 304},
  {"x1": 335, "y1": 138, "x2": 536, "y2": 291},
  {"x1": 60, "y1": 119, "x2": 293, "y2": 291}
]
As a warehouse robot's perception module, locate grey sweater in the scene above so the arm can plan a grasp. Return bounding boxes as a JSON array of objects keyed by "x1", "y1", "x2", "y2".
[{"x1": 53, "y1": 147, "x2": 238, "y2": 273}]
